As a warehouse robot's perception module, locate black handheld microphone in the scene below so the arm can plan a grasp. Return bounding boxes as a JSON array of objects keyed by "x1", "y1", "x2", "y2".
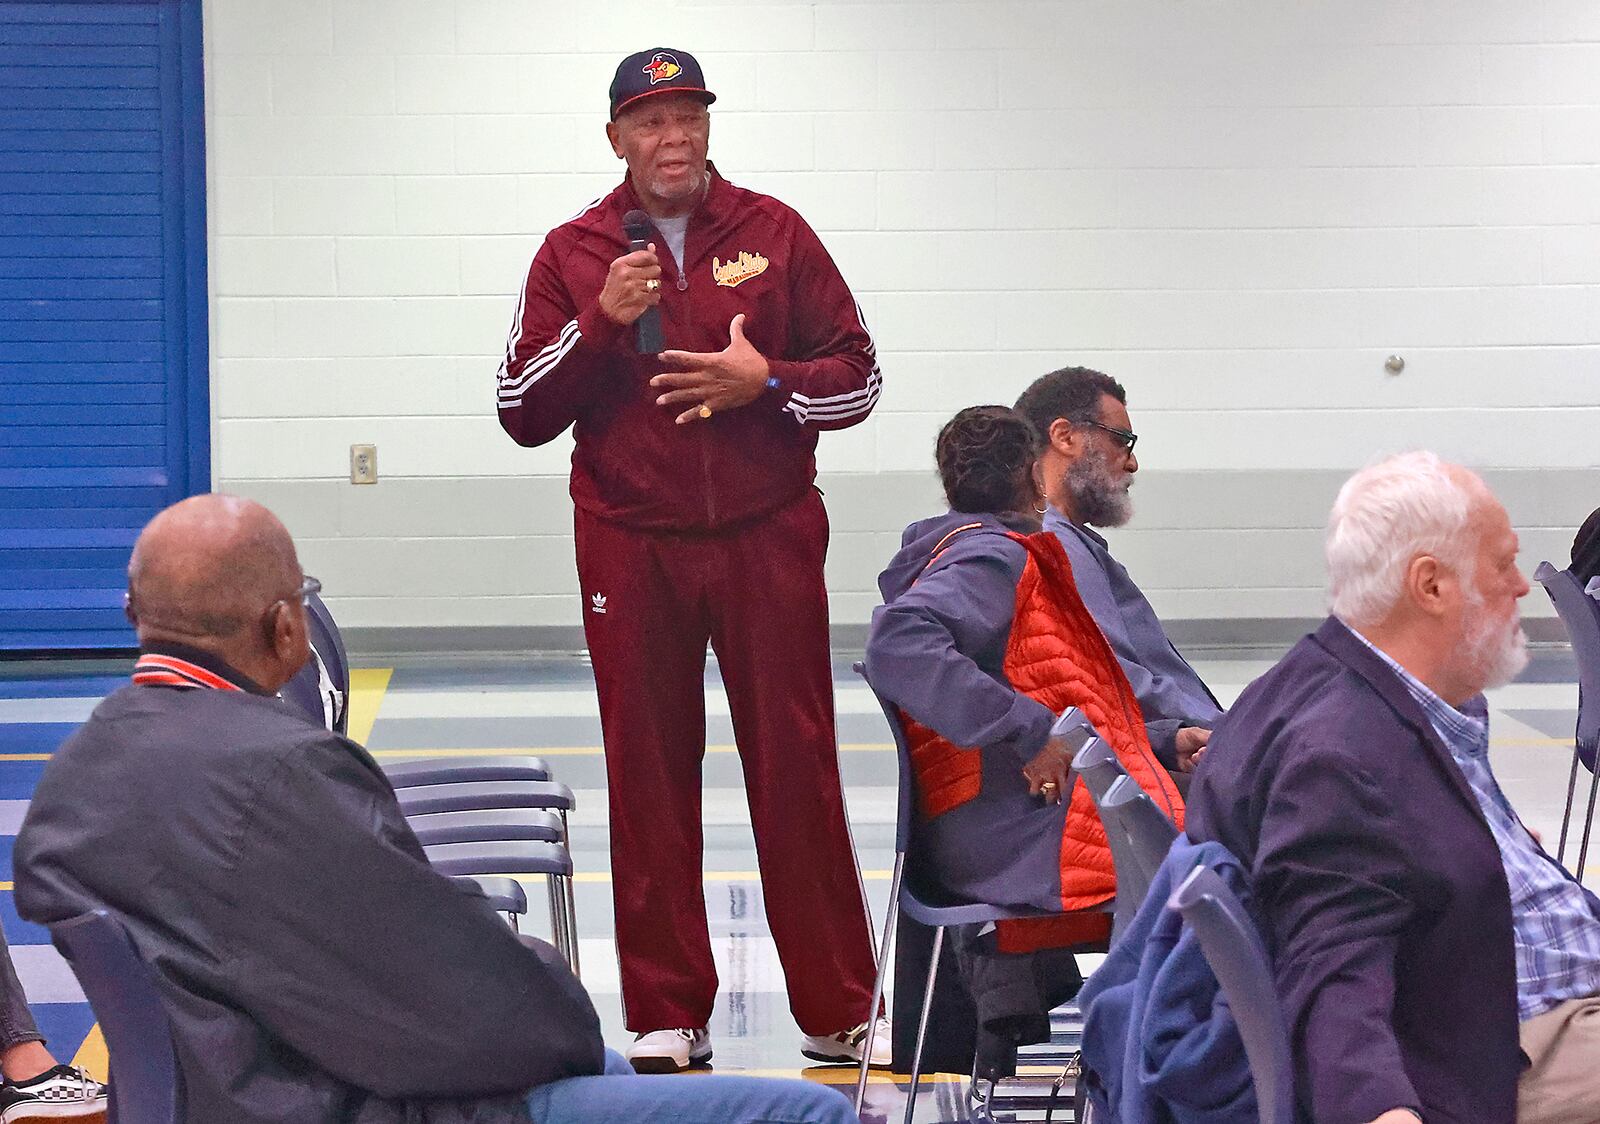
[{"x1": 622, "y1": 209, "x2": 663, "y2": 354}]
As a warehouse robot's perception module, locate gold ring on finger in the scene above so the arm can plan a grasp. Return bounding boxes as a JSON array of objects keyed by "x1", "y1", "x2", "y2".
[
  {"x1": 698, "y1": 404, "x2": 713, "y2": 420},
  {"x1": 646, "y1": 278, "x2": 661, "y2": 292}
]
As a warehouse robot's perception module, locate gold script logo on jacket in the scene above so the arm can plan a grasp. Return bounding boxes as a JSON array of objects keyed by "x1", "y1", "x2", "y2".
[{"x1": 712, "y1": 251, "x2": 769, "y2": 288}]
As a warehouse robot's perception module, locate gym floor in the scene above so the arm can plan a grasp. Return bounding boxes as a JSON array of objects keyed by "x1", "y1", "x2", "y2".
[{"x1": 0, "y1": 646, "x2": 1586, "y2": 1122}]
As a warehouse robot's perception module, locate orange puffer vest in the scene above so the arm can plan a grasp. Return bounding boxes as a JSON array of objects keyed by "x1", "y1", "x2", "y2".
[{"x1": 902, "y1": 527, "x2": 1185, "y2": 913}]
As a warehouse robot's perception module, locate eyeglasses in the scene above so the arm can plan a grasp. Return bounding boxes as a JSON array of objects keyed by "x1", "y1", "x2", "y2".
[
  {"x1": 124, "y1": 575, "x2": 323, "y2": 635},
  {"x1": 1083, "y1": 420, "x2": 1138, "y2": 455},
  {"x1": 269, "y1": 575, "x2": 321, "y2": 616},
  {"x1": 261, "y1": 575, "x2": 320, "y2": 636}
]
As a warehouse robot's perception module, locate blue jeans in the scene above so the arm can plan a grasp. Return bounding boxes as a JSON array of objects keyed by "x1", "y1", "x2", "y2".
[{"x1": 527, "y1": 1050, "x2": 858, "y2": 1124}]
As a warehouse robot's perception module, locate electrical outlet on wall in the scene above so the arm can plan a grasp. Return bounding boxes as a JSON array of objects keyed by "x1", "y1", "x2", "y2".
[{"x1": 350, "y1": 444, "x2": 377, "y2": 484}]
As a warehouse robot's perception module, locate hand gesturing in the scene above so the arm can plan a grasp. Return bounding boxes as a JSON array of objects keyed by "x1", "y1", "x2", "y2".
[{"x1": 651, "y1": 314, "x2": 770, "y2": 424}]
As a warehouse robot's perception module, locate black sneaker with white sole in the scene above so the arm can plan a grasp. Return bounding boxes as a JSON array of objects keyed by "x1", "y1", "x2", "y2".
[{"x1": 0, "y1": 1064, "x2": 110, "y2": 1120}]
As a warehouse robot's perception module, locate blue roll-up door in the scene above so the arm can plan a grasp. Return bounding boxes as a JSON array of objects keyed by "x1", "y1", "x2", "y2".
[{"x1": 0, "y1": 0, "x2": 209, "y2": 652}]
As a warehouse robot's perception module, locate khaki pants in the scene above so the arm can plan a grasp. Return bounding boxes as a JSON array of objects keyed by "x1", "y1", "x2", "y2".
[{"x1": 1520, "y1": 996, "x2": 1600, "y2": 1124}]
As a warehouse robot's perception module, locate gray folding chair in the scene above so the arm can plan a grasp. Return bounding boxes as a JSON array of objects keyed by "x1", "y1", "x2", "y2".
[
  {"x1": 396, "y1": 779, "x2": 574, "y2": 816},
  {"x1": 425, "y1": 842, "x2": 578, "y2": 970},
  {"x1": 51, "y1": 909, "x2": 177, "y2": 1124},
  {"x1": 1533, "y1": 561, "x2": 1600, "y2": 876},
  {"x1": 853, "y1": 679, "x2": 1103, "y2": 1123},
  {"x1": 1071, "y1": 736, "x2": 1144, "y2": 938},
  {"x1": 384, "y1": 755, "x2": 552, "y2": 786},
  {"x1": 426, "y1": 819, "x2": 561, "y2": 929},
  {"x1": 280, "y1": 588, "x2": 349, "y2": 735},
  {"x1": 398, "y1": 781, "x2": 580, "y2": 974},
  {"x1": 410, "y1": 808, "x2": 564, "y2": 846},
  {"x1": 1169, "y1": 866, "x2": 1295, "y2": 1124},
  {"x1": 1070, "y1": 727, "x2": 1128, "y2": 803},
  {"x1": 1097, "y1": 774, "x2": 1179, "y2": 906},
  {"x1": 455, "y1": 875, "x2": 529, "y2": 922}
]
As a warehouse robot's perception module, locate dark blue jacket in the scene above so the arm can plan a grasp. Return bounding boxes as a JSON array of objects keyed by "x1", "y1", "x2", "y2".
[
  {"x1": 1185, "y1": 618, "x2": 1521, "y2": 1124},
  {"x1": 1043, "y1": 509, "x2": 1222, "y2": 766},
  {"x1": 1078, "y1": 837, "x2": 1255, "y2": 1124},
  {"x1": 867, "y1": 510, "x2": 1072, "y2": 912}
]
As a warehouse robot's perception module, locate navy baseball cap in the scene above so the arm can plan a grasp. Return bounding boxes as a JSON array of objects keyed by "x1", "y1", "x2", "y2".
[{"x1": 609, "y1": 48, "x2": 716, "y2": 120}]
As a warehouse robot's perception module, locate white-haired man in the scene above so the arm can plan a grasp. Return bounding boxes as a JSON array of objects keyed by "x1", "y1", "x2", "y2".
[{"x1": 1187, "y1": 452, "x2": 1600, "y2": 1124}]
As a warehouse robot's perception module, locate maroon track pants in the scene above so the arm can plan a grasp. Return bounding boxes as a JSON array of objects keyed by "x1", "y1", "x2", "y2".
[{"x1": 575, "y1": 489, "x2": 879, "y2": 1035}]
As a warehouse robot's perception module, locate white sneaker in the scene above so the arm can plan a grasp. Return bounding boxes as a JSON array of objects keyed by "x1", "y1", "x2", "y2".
[
  {"x1": 801, "y1": 1017, "x2": 892, "y2": 1066},
  {"x1": 625, "y1": 1027, "x2": 712, "y2": 1073}
]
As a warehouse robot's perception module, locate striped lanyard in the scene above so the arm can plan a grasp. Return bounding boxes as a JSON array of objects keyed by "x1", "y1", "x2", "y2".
[{"x1": 131, "y1": 653, "x2": 245, "y2": 693}]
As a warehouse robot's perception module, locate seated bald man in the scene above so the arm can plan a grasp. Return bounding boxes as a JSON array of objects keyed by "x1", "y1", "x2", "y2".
[
  {"x1": 1186, "y1": 453, "x2": 1600, "y2": 1124},
  {"x1": 13, "y1": 495, "x2": 855, "y2": 1124}
]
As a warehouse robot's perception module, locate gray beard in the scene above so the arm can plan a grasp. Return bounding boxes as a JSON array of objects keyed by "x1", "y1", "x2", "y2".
[
  {"x1": 645, "y1": 169, "x2": 710, "y2": 211},
  {"x1": 1064, "y1": 447, "x2": 1133, "y2": 528},
  {"x1": 1459, "y1": 590, "x2": 1530, "y2": 693}
]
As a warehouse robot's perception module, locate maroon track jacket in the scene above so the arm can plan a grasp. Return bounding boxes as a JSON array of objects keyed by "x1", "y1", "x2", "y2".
[{"x1": 496, "y1": 167, "x2": 881, "y2": 532}]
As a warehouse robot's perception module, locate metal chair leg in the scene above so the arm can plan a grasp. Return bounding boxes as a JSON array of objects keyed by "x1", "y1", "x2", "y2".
[
  {"x1": 1559, "y1": 745, "x2": 1582, "y2": 864},
  {"x1": 547, "y1": 875, "x2": 565, "y2": 961},
  {"x1": 1577, "y1": 755, "x2": 1600, "y2": 880},
  {"x1": 903, "y1": 924, "x2": 943, "y2": 1124},
  {"x1": 552, "y1": 810, "x2": 581, "y2": 977},
  {"x1": 855, "y1": 854, "x2": 905, "y2": 1114},
  {"x1": 556, "y1": 877, "x2": 578, "y2": 972},
  {"x1": 562, "y1": 873, "x2": 581, "y2": 978}
]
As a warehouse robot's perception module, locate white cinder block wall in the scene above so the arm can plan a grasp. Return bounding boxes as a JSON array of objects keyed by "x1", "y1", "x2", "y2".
[{"x1": 204, "y1": 0, "x2": 1600, "y2": 644}]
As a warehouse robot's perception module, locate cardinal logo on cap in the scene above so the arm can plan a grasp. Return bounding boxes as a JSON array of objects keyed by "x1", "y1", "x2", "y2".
[{"x1": 642, "y1": 52, "x2": 683, "y2": 85}]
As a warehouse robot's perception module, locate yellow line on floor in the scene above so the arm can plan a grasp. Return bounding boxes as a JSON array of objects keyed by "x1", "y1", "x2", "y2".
[
  {"x1": 742, "y1": 1068, "x2": 964, "y2": 1084},
  {"x1": 369, "y1": 743, "x2": 892, "y2": 758},
  {"x1": 0, "y1": 754, "x2": 54, "y2": 761},
  {"x1": 71, "y1": 1024, "x2": 108, "y2": 1083},
  {"x1": 346, "y1": 668, "x2": 393, "y2": 747}
]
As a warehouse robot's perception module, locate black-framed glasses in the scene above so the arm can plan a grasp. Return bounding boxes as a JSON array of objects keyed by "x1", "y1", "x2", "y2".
[{"x1": 1083, "y1": 420, "x2": 1138, "y2": 455}]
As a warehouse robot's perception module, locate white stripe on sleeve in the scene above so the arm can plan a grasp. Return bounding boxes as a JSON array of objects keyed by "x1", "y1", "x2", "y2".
[{"x1": 497, "y1": 318, "x2": 582, "y2": 407}]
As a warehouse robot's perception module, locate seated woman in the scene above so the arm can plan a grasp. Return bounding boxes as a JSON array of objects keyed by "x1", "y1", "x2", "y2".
[{"x1": 865, "y1": 405, "x2": 1183, "y2": 1075}]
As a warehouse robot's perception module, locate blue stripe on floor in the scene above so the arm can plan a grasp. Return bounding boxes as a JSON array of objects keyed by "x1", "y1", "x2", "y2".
[
  {"x1": 0, "y1": 721, "x2": 95, "y2": 1051},
  {"x1": 0, "y1": 762, "x2": 48, "y2": 798},
  {"x1": 0, "y1": 724, "x2": 74, "y2": 755},
  {"x1": 0, "y1": 894, "x2": 50, "y2": 948},
  {"x1": 30, "y1": 1003, "x2": 97, "y2": 1059},
  {"x1": 0, "y1": 676, "x2": 125, "y2": 701}
]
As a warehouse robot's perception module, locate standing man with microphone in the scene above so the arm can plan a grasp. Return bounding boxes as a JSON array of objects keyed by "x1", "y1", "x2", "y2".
[{"x1": 495, "y1": 48, "x2": 885, "y2": 1074}]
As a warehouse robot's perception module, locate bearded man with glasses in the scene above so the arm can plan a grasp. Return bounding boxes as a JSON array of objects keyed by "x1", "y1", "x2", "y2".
[{"x1": 1014, "y1": 367, "x2": 1223, "y2": 779}]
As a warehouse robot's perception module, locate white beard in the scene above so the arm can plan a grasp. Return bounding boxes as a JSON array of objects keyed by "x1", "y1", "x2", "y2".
[{"x1": 1459, "y1": 590, "x2": 1530, "y2": 693}]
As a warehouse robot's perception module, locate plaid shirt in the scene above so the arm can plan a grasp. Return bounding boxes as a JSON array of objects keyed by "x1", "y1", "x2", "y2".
[{"x1": 1349, "y1": 623, "x2": 1600, "y2": 1020}]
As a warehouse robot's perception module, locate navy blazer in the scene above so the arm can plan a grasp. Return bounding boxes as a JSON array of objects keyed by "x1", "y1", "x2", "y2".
[{"x1": 1185, "y1": 618, "x2": 1520, "y2": 1124}]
